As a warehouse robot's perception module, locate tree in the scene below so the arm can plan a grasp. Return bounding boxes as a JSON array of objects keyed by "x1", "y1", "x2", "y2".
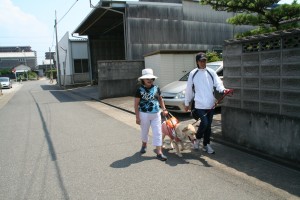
[
  {"x1": 206, "y1": 51, "x2": 222, "y2": 62},
  {"x1": 200, "y1": 0, "x2": 300, "y2": 37}
]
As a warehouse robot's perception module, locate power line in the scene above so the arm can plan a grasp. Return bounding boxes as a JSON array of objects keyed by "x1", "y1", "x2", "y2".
[{"x1": 57, "y1": 0, "x2": 79, "y2": 25}]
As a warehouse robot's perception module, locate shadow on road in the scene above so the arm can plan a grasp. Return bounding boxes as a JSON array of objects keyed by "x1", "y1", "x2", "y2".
[
  {"x1": 110, "y1": 152, "x2": 154, "y2": 168},
  {"x1": 30, "y1": 90, "x2": 70, "y2": 200},
  {"x1": 40, "y1": 84, "x2": 92, "y2": 103}
]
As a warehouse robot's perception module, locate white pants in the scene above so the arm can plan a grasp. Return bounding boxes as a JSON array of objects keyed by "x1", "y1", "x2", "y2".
[{"x1": 139, "y1": 111, "x2": 162, "y2": 146}]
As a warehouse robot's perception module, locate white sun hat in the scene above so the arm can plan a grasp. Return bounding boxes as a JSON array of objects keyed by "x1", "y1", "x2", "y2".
[{"x1": 138, "y1": 68, "x2": 158, "y2": 80}]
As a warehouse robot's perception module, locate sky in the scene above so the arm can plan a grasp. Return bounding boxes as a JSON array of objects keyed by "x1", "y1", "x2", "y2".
[{"x1": 0, "y1": 0, "x2": 296, "y2": 65}]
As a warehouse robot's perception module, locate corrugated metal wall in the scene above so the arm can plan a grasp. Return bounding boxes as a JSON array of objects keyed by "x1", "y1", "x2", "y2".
[
  {"x1": 126, "y1": 3, "x2": 183, "y2": 59},
  {"x1": 125, "y1": 1, "x2": 252, "y2": 60}
]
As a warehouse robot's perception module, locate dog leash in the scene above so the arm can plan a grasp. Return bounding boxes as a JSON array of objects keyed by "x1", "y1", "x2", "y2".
[{"x1": 192, "y1": 89, "x2": 234, "y2": 125}]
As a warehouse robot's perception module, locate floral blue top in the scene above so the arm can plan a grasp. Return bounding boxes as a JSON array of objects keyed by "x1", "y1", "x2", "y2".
[{"x1": 135, "y1": 85, "x2": 161, "y2": 113}]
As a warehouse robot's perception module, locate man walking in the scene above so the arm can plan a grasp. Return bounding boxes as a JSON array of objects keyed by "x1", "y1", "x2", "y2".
[{"x1": 184, "y1": 52, "x2": 230, "y2": 154}]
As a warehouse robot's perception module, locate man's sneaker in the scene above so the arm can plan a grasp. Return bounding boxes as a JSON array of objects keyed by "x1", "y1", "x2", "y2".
[
  {"x1": 202, "y1": 144, "x2": 215, "y2": 154},
  {"x1": 140, "y1": 146, "x2": 147, "y2": 154},
  {"x1": 193, "y1": 139, "x2": 200, "y2": 150},
  {"x1": 156, "y1": 154, "x2": 167, "y2": 161}
]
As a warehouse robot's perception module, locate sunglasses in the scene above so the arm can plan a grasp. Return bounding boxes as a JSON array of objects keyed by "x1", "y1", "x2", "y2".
[{"x1": 145, "y1": 78, "x2": 155, "y2": 81}]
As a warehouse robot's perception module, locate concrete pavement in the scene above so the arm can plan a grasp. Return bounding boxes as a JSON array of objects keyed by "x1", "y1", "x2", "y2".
[
  {"x1": 1, "y1": 80, "x2": 300, "y2": 199},
  {"x1": 0, "y1": 81, "x2": 23, "y2": 109},
  {"x1": 2, "y1": 81, "x2": 298, "y2": 170},
  {"x1": 66, "y1": 84, "x2": 300, "y2": 171},
  {"x1": 66, "y1": 84, "x2": 300, "y2": 199}
]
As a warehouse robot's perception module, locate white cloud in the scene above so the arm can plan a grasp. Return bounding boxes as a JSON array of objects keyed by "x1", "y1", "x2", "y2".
[{"x1": 0, "y1": 0, "x2": 49, "y2": 36}]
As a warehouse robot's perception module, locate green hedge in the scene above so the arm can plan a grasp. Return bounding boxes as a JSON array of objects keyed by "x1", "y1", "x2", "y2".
[{"x1": 46, "y1": 69, "x2": 57, "y2": 79}]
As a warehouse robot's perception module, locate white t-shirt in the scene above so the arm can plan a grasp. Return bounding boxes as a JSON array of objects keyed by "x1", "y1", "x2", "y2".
[{"x1": 185, "y1": 67, "x2": 225, "y2": 109}]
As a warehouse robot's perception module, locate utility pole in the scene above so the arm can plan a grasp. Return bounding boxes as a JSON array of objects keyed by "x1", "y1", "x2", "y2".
[
  {"x1": 54, "y1": 10, "x2": 62, "y2": 87},
  {"x1": 49, "y1": 47, "x2": 53, "y2": 83}
]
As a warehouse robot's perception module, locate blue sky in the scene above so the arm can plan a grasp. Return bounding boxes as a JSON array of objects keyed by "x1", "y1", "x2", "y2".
[{"x1": 0, "y1": 0, "x2": 296, "y2": 65}]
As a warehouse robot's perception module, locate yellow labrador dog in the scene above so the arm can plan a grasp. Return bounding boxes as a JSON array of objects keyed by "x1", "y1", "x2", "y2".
[{"x1": 162, "y1": 122, "x2": 197, "y2": 157}]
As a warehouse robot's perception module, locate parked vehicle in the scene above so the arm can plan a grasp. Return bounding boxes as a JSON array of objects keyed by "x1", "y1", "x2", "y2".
[
  {"x1": 0, "y1": 77, "x2": 12, "y2": 89},
  {"x1": 161, "y1": 61, "x2": 223, "y2": 113}
]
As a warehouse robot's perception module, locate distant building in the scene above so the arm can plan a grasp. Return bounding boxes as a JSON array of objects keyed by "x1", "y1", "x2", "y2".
[
  {"x1": 45, "y1": 52, "x2": 55, "y2": 60},
  {"x1": 0, "y1": 46, "x2": 37, "y2": 70},
  {"x1": 37, "y1": 53, "x2": 55, "y2": 77},
  {"x1": 11, "y1": 64, "x2": 32, "y2": 81},
  {"x1": 55, "y1": 32, "x2": 91, "y2": 86}
]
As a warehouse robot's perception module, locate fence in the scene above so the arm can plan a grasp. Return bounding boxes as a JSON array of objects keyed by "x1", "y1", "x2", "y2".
[{"x1": 222, "y1": 28, "x2": 300, "y2": 164}]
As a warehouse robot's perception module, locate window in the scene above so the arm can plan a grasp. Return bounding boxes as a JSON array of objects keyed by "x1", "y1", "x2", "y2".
[{"x1": 74, "y1": 59, "x2": 89, "y2": 73}]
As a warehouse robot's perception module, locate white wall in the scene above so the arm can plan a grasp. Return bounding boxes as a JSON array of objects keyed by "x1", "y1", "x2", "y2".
[
  {"x1": 71, "y1": 42, "x2": 88, "y2": 59},
  {"x1": 57, "y1": 32, "x2": 70, "y2": 85},
  {"x1": 57, "y1": 32, "x2": 89, "y2": 86},
  {"x1": 145, "y1": 53, "x2": 197, "y2": 87}
]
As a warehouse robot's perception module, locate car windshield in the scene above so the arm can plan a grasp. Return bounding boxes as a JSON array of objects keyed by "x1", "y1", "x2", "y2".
[
  {"x1": 206, "y1": 65, "x2": 220, "y2": 71},
  {"x1": 0, "y1": 77, "x2": 9, "y2": 82},
  {"x1": 179, "y1": 72, "x2": 190, "y2": 81}
]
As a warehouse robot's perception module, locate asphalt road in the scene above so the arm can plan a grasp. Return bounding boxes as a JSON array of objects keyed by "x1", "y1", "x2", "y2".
[{"x1": 0, "y1": 80, "x2": 299, "y2": 200}]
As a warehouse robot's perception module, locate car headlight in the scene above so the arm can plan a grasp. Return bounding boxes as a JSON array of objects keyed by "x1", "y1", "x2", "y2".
[{"x1": 174, "y1": 90, "x2": 185, "y2": 99}]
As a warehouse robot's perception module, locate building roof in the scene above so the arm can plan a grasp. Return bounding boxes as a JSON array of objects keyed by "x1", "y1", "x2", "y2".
[
  {"x1": 13, "y1": 64, "x2": 31, "y2": 72},
  {"x1": 0, "y1": 52, "x2": 36, "y2": 58},
  {"x1": 0, "y1": 46, "x2": 32, "y2": 52},
  {"x1": 73, "y1": 1, "x2": 183, "y2": 35},
  {"x1": 73, "y1": 4, "x2": 125, "y2": 35}
]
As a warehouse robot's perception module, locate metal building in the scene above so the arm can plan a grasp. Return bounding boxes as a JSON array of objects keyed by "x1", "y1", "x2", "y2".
[
  {"x1": 73, "y1": 0, "x2": 252, "y2": 81},
  {"x1": 0, "y1": 46, "x2": 37, "y2": 70}
]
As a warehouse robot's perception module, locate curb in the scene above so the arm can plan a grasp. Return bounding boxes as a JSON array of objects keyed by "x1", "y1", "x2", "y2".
[{"x1": 213, "y1": 137, "x2": 300, "y2": 172}]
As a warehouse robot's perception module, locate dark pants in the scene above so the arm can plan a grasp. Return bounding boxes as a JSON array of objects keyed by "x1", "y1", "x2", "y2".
[{"x1": 195, "y1": 109, "x2": 214, "y2": 146}]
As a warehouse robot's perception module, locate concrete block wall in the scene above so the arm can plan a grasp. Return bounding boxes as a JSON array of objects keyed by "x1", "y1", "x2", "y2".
[
  {"x1": 73, "y1": 73, "x2": 90, "y2": 84},
  {"x1": 222, "y1": 29, "x2": 300, "y2": 163},
  {"x1": 97, "y1": 60, "x2": 144, "y2": 99}
]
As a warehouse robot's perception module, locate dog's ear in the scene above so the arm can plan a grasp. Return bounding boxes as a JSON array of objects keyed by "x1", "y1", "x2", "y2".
[
  {"x1": 182, "y1": 126, "x2": 188, "y2": 132},
  {"x1": 187, "y1": 124, "x2": 196, "y2": 133}
]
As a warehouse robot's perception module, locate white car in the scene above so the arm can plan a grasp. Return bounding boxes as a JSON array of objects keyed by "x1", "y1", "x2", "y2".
[
  {"x1": 0, "y1": 77, "x2": 12, "y2": 89},
  {"x1": 161, "y1": 61, "x2": 223, "y2": 113}
]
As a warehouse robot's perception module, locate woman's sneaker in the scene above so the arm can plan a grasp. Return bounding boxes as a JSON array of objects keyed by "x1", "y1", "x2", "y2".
[
  {"x1": 202, "y1": 144, "x2": 215, "y2": 154},
  {"x1": 140, "y1": 146, "x2": 147, "y2": 154},
  {"x1": 156, "y1": 154, "x2": 167, "y2": 161}
]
